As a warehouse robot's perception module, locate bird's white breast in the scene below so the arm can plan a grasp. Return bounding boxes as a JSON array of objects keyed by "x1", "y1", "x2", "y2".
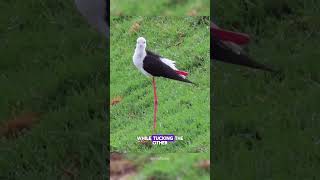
[{"x1": 133, "y1": 51, "x2": 152, "y2": 77}]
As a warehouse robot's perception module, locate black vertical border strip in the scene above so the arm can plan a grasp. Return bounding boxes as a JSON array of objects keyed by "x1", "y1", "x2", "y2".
[
  {"x1": 104, "y1": 0, "x2": 110, "y2": 179},
  {"x1": 210, "y1": 0, "x2": 215, "y2": 179}
]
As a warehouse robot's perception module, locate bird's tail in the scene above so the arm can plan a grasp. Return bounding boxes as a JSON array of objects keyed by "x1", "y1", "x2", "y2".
[
  {"x1": 168, "y1": 73, "x2": 194, "y2": 84},
  {"x1": 175, "y1": 70, "x2": 189, "y2": 78},
  {"x1": 211, "y1": 26, "x2": 250, "y2": 45},
  {"x1": 174, "y1": 70, "x2": 195, "y2": 84},
  {"x1": 182, "y1": 78, "x2": 194, "y2": 84},
  {"x1": 213, "y1": 39, "x2": 276, "y2": 72}
]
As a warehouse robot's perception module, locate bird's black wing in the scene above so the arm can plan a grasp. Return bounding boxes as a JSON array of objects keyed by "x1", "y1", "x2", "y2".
[
  {"x1": 143, "y1": 55, "x2": 192, "y2": 84},
  {"x1": 212, "y1": 38, "x2": 275, "y2": 72}
]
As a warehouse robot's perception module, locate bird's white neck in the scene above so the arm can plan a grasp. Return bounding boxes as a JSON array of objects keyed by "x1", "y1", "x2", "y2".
[
  {"x1": 134, "y1": 47, "x2": 146, "y2": 57},
  {"x1": 133, "y1": 46, "x2": 151, "y2": 77}
]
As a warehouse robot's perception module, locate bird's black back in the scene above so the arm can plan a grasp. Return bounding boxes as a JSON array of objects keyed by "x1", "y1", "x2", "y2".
[{"x1": 143, "y1": 50, "x2": 193, "y2": 84}]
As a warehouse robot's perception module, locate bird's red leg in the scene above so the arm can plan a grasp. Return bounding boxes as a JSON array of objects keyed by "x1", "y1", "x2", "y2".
[{"x1": 152, "y1": 77, "x2": 158, "y2": 134}]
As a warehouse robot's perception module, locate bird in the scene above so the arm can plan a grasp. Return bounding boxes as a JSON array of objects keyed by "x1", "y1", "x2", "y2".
[
  {"x1": 211, "y1": 22, "x2": 275, "y2": 72},
  {"x1": 74, "y1": 0, "x2": 109, "y2": 37},
  {"x1": 133, "y1": 37, "x2": 193, "y2": 133}
]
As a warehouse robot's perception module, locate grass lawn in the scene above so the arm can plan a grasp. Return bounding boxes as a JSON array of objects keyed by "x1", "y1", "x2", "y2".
[
  {"x1": 212, "y1": 0, "x2": 320, "y2": 179},
  {"x1": 110, "y1": 16, "x2": 210, "y2": 153},
  {"x1": 110, "y1": 0, "x2": 210, "y2": 16},
  {"x1": 0, "y1": 1, "x2": 107, "y2": 179},
  {"x1": 128, "y1": 153, "x2": 210, "y2": 179}
]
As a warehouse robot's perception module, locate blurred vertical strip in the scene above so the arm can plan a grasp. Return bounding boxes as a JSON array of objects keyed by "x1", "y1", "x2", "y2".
[
  {"x1": 75, "y1": 0, "x2": 110, "y2": 178},
  {"x1": 106, "y1": 1, "x2": 110, "y2": 179},
  {"x1": 74, "y1": 0, "x2": 109, "y2": 38}
]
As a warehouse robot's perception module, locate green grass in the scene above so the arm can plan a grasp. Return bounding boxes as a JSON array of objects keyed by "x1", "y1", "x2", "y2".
[
  {"x1": 213, "y1": 0, "x2": 320, "y2": 179},
  {"x1": 110, "y1": 16, "x2": 210, "y2": 153},
  {"x1": 127, "y1": 153, "x2": 210, "y2": 179},
  {"x1": 0, "y1": 0, "x2": 107, "y2": 179},
  {"x1": 111, "y1": 0, "x2": 210, "y2": 16}
]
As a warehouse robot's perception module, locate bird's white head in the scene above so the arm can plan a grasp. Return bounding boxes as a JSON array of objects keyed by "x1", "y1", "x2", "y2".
[{"x1": 136, "y1": 37, "x2": 147, "y2": 50}]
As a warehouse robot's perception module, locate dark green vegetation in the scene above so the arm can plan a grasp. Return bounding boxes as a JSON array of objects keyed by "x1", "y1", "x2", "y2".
[
  {"x1": 213, "y1": 0, "x2": 320, "y2": 179},
  {"x1": 111, "y1": 0, "x2": 210, "y2": 16},
  {"x1": 110, "y1": 16, "x2": 210, "y2": 153},
  {"x1": 0, "y1": 1, "x2": 107, "y2": 179}
]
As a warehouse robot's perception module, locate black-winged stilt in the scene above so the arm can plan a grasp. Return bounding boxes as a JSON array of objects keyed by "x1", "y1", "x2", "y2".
[{"x1": 133, "y1": 37, "x2": 193, "y2": 133}]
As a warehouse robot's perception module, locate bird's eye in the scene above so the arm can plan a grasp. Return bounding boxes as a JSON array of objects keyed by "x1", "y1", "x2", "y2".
[{"x1": 143, "y1": 42, "x2": 146, "y2": 44}]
